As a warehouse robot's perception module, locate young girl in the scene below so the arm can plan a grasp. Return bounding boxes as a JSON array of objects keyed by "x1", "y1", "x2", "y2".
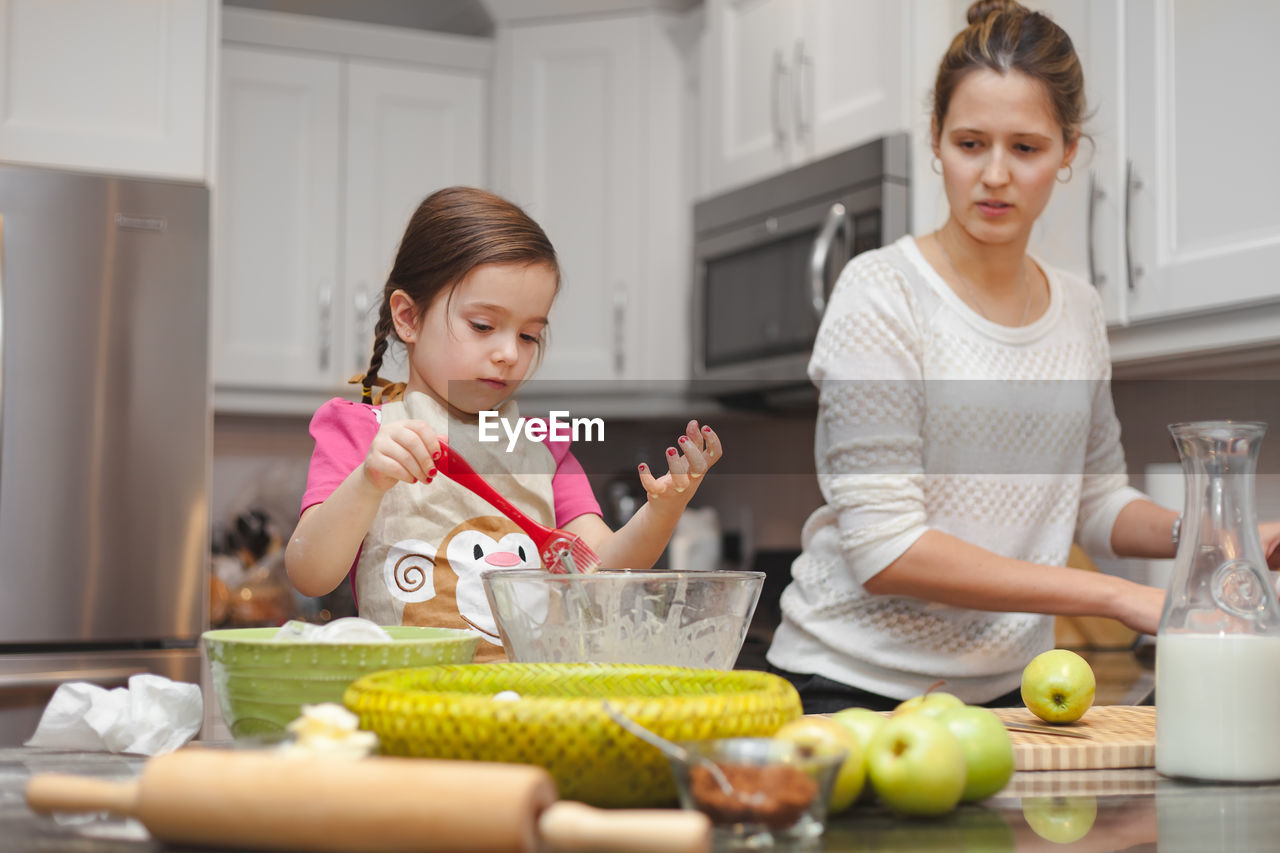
[
  {"x1": 285, "y1": 187, "x2": 723, "y2": 660},
  {"x1": 765, "y1": 0, "x2": 1280, "y2": 712}
]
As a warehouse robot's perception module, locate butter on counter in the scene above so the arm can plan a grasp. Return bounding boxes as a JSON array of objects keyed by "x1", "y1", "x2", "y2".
[{"x1": 279, "y1": 702, "x2": 378, "y2": 759}]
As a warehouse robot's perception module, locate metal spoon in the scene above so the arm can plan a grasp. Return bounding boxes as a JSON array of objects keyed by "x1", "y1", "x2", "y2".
[{"x1": 601, "y1": 701, "x2": 735, "y2": 796}]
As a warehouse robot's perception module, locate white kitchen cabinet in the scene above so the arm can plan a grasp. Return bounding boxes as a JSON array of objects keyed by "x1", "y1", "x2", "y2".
[
  {"x1": 490, "y1": 9, "x2": 692, "y2": 384},
  {"x1": 1114, "y1": 0, "x2": 1280, "y2": 331},
  {"x1": 0, "y1": 0, "x2": 213, "y2": 180},
  {"x1": 699, "y1": 0, "x2": 907, "y2": 197},
  {"x1": 213, "y1": 10, "x2": 488, "y2": 411},
  {"x1": 1019, "y1": 0, "x2": 1124, "y2": 325},
  {"x1": 1014, "y1": 0, "x2": 1280, "y2": 365},
  {"x1": 214, "y1": 46, "x2": 342, "y2": 393}
]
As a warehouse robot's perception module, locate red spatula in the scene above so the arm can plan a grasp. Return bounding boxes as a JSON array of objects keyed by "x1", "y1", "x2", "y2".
[{"x1": 436, "y1": 439, "x2": 601, "y2": 574}]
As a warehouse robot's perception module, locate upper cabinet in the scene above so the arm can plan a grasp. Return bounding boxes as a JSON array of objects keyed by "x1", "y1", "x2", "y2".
[
  {"x1": 0, "y1": 0, "x2": 213, "y2": 181},
  {"x1": 1016, "y1": 0, "x2": 1280, "y2": 367},
  {"x1": 1109, "y1": 0, "x2": 1280, "y2": 363},
  {"x1": 490, "y1": 5, "x2": 694, "y2": 385},
  {"x1": 213, "y1": 10, "x2": 488, "y2": 413},
  {"x1": 699, "y1": 0, "x2": 907, "y2": 197}
]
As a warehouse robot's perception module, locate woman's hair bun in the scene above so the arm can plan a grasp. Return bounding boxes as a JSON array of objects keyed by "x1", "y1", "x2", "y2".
[{"x1": 966, "y1": 0, "x2": 1026, "y2": 26}]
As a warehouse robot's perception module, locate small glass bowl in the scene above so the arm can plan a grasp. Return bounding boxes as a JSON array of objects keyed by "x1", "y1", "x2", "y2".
[{"x1": 667, "y1": 737, "x2": 847, "y2": 848}]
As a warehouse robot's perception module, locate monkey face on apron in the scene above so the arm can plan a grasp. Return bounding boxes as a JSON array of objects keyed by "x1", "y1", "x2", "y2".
[{"x1": 354, "y1": 392, "x2": 557, "y2": 662}]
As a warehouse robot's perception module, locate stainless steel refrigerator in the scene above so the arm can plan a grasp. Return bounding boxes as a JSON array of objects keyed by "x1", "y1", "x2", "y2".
[{"x1": 0, "y1": 164, "x2": 209, "y2": 745}]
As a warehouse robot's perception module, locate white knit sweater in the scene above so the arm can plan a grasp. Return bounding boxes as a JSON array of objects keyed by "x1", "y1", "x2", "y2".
[{"x1": 766, "y1": 235, "x2": 1145, "y2": 703}]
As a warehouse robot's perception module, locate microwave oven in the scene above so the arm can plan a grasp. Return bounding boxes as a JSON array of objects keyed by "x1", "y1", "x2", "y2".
[{"x1": 692, "y1": 134, "x2": 909, "y2": 402}]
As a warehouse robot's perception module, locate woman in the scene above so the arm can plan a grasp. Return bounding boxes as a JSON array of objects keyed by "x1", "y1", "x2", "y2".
[{"x1": 765, "y1": 0, "x2": 1280, "y2": 713}]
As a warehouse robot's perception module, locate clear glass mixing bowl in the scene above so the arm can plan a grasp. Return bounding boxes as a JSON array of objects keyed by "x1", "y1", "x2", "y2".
[{"x1": 481, "y1": 569, "x2": 765, "y2": 670}]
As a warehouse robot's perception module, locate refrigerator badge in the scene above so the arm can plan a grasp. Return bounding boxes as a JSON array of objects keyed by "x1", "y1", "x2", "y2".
[{"x1": 115, "y1": 214, "x2": 167, "y2": 232}]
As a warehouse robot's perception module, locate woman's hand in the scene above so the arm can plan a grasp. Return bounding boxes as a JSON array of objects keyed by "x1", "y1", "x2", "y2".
[
  {"x1": 1112, "y1": 581, "x2": 1166, "y2": 636},
  {"x1": 362, "y1": 419, "x2": 441, "y2": 492},
  {"x1": 637, "y1": 420, "x2": 723, "y2": 515},
  {"x1": 1261, "y1": 520, "x2": 1280, "y2": 570}
]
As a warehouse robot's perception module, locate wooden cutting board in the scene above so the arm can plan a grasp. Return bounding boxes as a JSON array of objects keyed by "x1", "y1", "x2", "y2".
[{"x1": 992, "y1": 705, "x2": 1155, "y2": 771}]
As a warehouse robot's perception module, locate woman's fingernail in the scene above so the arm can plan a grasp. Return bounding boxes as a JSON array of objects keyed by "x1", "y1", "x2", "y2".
[
  {"x1": 702, "y1": 426, "x2": 712, "y2": 433},
  {"x1": 428, "y1": 467, "x2": 438, "y2": 478},
  {"x1": 638, "y1": 463, "x2": 648, "y2": 471},
  {"x1": 431, "y1": 449, "x2": 442, "y2": 461},
  {"x1": 667, "y1": 448, "x2": 678, "y2": 456},
  {"x1": 678, "y1": 436, "x2": 688, "y2": 444}
]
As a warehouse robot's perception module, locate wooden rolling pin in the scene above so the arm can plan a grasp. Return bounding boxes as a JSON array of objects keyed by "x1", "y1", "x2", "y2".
[{"x1": 25, "y1": 749, "x2": 710, "y2": 853}]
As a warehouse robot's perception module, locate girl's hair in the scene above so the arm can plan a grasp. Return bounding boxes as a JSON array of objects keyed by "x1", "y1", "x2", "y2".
[
  {"x1": 359, "y1": 186, "x2": 558, "y2": 403},
  {"x1": 933, "y1": 0, "x2": 1086, "y2": 145}
]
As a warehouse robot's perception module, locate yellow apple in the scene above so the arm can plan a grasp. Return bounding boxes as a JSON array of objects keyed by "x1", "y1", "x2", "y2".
[
  {"x1": 893, "y1": 690, "x2": 965, "y2": 720},
  {"x1": 1021, "y1": 795, "x2": 1098, "y2": 843},
  {"x1": 1021, "y1": 649, "x2": 1096, "y2": 723},
  {"x1": 866, "y1": 714, "x2": 966, "y2": 817},
  {"x1": 773, "y1": 716, "x2": 864, "y2": 814},
  {"x1": 938, "y1": 705, "x2": 1015, "y2": 801}
]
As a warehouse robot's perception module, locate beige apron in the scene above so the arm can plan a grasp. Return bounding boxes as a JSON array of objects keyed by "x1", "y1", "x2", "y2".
[{"x1": 355, "y1": 391, "x2": 556, "y2": 662}]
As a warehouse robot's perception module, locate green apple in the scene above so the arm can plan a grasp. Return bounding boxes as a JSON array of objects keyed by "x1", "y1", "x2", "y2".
[
  {"x1": 773, "y1": 715, "x2": 864, "y2": 814},
  {"x1": 866, "y1": 714, "x2": 966, "y2": 817},
  {"x1": 1021, "y1": 649, "x2": 1096, "y2": 723},
  {"x1": 938, "y1": 705, "x2": 1015, "y2": 801},
  {"x1": 893, "y1": 690, "x2": 965, "y2": 720},
  {"x1": 829, "y1": 707, "x2": 886, "y2": 758},
  {"x1": 828, "y1": 707, "x2": 886, "y2": 803},
  {"x1": 1021, "y1": 795, "x2": 1098, "y2": 843}
]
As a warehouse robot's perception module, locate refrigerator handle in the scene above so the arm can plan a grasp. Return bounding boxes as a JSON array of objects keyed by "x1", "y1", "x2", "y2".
[
  {"x1": 0, "y1": 668, "x2": 143, "y2": 689},
  {"x1": 0, "y1": 213, "x2": 5, "y2": 501}
]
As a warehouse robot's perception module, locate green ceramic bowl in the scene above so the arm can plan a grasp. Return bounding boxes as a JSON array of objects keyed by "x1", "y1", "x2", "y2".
[{"x1": 203, "y1": 626, "x2": 480, "y2": 737}]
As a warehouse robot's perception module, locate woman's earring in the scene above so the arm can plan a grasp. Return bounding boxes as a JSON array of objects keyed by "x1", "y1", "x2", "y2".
[
  {"x1": 931, "y1": 156, "x2": 943, "y2": 176},
  {"x1": 1057, "y1": 164, "x2": 1073, "y2": 183}
]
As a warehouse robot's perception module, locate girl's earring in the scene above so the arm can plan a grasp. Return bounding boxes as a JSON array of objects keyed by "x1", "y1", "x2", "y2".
[
  {"x1": 1057, "y1": 164, "x2": 1073, "y2": 183},
  {"x1": 931, "y1": 156, "x2": 943, "y2": 176}
]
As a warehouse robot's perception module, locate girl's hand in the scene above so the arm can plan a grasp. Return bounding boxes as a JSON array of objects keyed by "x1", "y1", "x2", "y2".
[
  {"x1": 362, "y1": 419, "x2": 441, "y2": 492},
  {"x1": 637, "y1": 420, "x2": 723, "y2": 514},
  {"x1": 1261, "y1": 520, "x2": 1280, "y2": 570}
]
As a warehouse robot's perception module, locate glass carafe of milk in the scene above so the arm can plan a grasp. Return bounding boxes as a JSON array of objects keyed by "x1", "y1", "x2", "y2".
[{"x1": 1156, "y1": 420, "x2": 1280, "y2": 782}]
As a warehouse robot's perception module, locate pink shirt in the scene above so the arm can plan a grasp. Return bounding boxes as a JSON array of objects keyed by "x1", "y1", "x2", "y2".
[{"x1": 301, "y1": 398, "x2": 601, "y2": 525}]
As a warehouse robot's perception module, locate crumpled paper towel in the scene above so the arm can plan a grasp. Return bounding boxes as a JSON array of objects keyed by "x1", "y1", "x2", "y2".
[{"x1": 25, "y1": 673, "x2": 203, "y2": 755}]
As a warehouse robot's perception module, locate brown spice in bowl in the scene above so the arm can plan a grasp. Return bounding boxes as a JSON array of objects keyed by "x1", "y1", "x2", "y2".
[{"x1": 689, "y1": 762, "x2": 817, "y2": 828}]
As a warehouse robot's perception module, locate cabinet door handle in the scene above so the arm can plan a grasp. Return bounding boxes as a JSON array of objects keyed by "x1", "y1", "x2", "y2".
[
  {"x1": 318, "y1": 285, "x2": 333, "y2": 371},
  {"x1": 613, "y1": 284, "x2": 627, "y2": 376},
  {"x1": 353, "y1": 282, "x2": 370, "y2": 373},
  {"x1": 1124, "y1": 160, "x2": 1144, "y2": 291},
  {"x1": 1087, "y1": 171, "x2": 1106, "y2": 288},
  {"x1": 792, "y1": 40, "x2": 813, "y2": 142},
  {"x1": 809, "y1": 203, "x2": 848, "y2": 320},
  {"x1": 770, "y1": 50, "x2": 788, "y2": 148}
]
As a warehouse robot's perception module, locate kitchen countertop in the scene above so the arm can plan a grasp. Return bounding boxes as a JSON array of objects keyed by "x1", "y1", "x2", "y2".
[{"x1": 4, "y1": 744, "x2": 1280, "y2": 851}]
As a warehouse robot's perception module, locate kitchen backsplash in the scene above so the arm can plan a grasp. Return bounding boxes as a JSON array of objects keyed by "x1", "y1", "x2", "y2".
[{"x1": 212, "y1": 380, "x2": 1280, "y2": 591}]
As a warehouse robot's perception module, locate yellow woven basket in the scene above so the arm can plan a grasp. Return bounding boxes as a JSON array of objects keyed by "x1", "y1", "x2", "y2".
[{"x1": 344, "y1": 663, "x2": 802, "y2": 807}]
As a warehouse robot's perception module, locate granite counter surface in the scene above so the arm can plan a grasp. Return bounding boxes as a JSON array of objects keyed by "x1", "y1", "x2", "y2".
[{"x1": 6, "y1": 745, "x2": 1280, "y2": 851}]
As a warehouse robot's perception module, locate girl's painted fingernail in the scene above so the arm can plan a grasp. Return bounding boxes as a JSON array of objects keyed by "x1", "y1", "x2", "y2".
[
  {"x1": 678, "y1": 436, "x2": 688, "y2": 444},
  {"x1": 431, "y1": 449, "x2": 442, "y2": 461},
  {"x1": 638, "y1": 463, "x2": 648, "y2": 471},
  {"x1": 428, "y1": 467, "x2": 438, "y2": 478},
  {"x1": 667, "y1": 448, "x2": 678, "y2": 456},
  {"x1": 703, "y1": 426, "x2": 712, "y2": 433}
]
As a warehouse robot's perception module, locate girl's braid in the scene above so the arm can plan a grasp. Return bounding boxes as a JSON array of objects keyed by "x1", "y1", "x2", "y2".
[{"x1": 359, "y1": 297, "x2": 396, "y2": 404}]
